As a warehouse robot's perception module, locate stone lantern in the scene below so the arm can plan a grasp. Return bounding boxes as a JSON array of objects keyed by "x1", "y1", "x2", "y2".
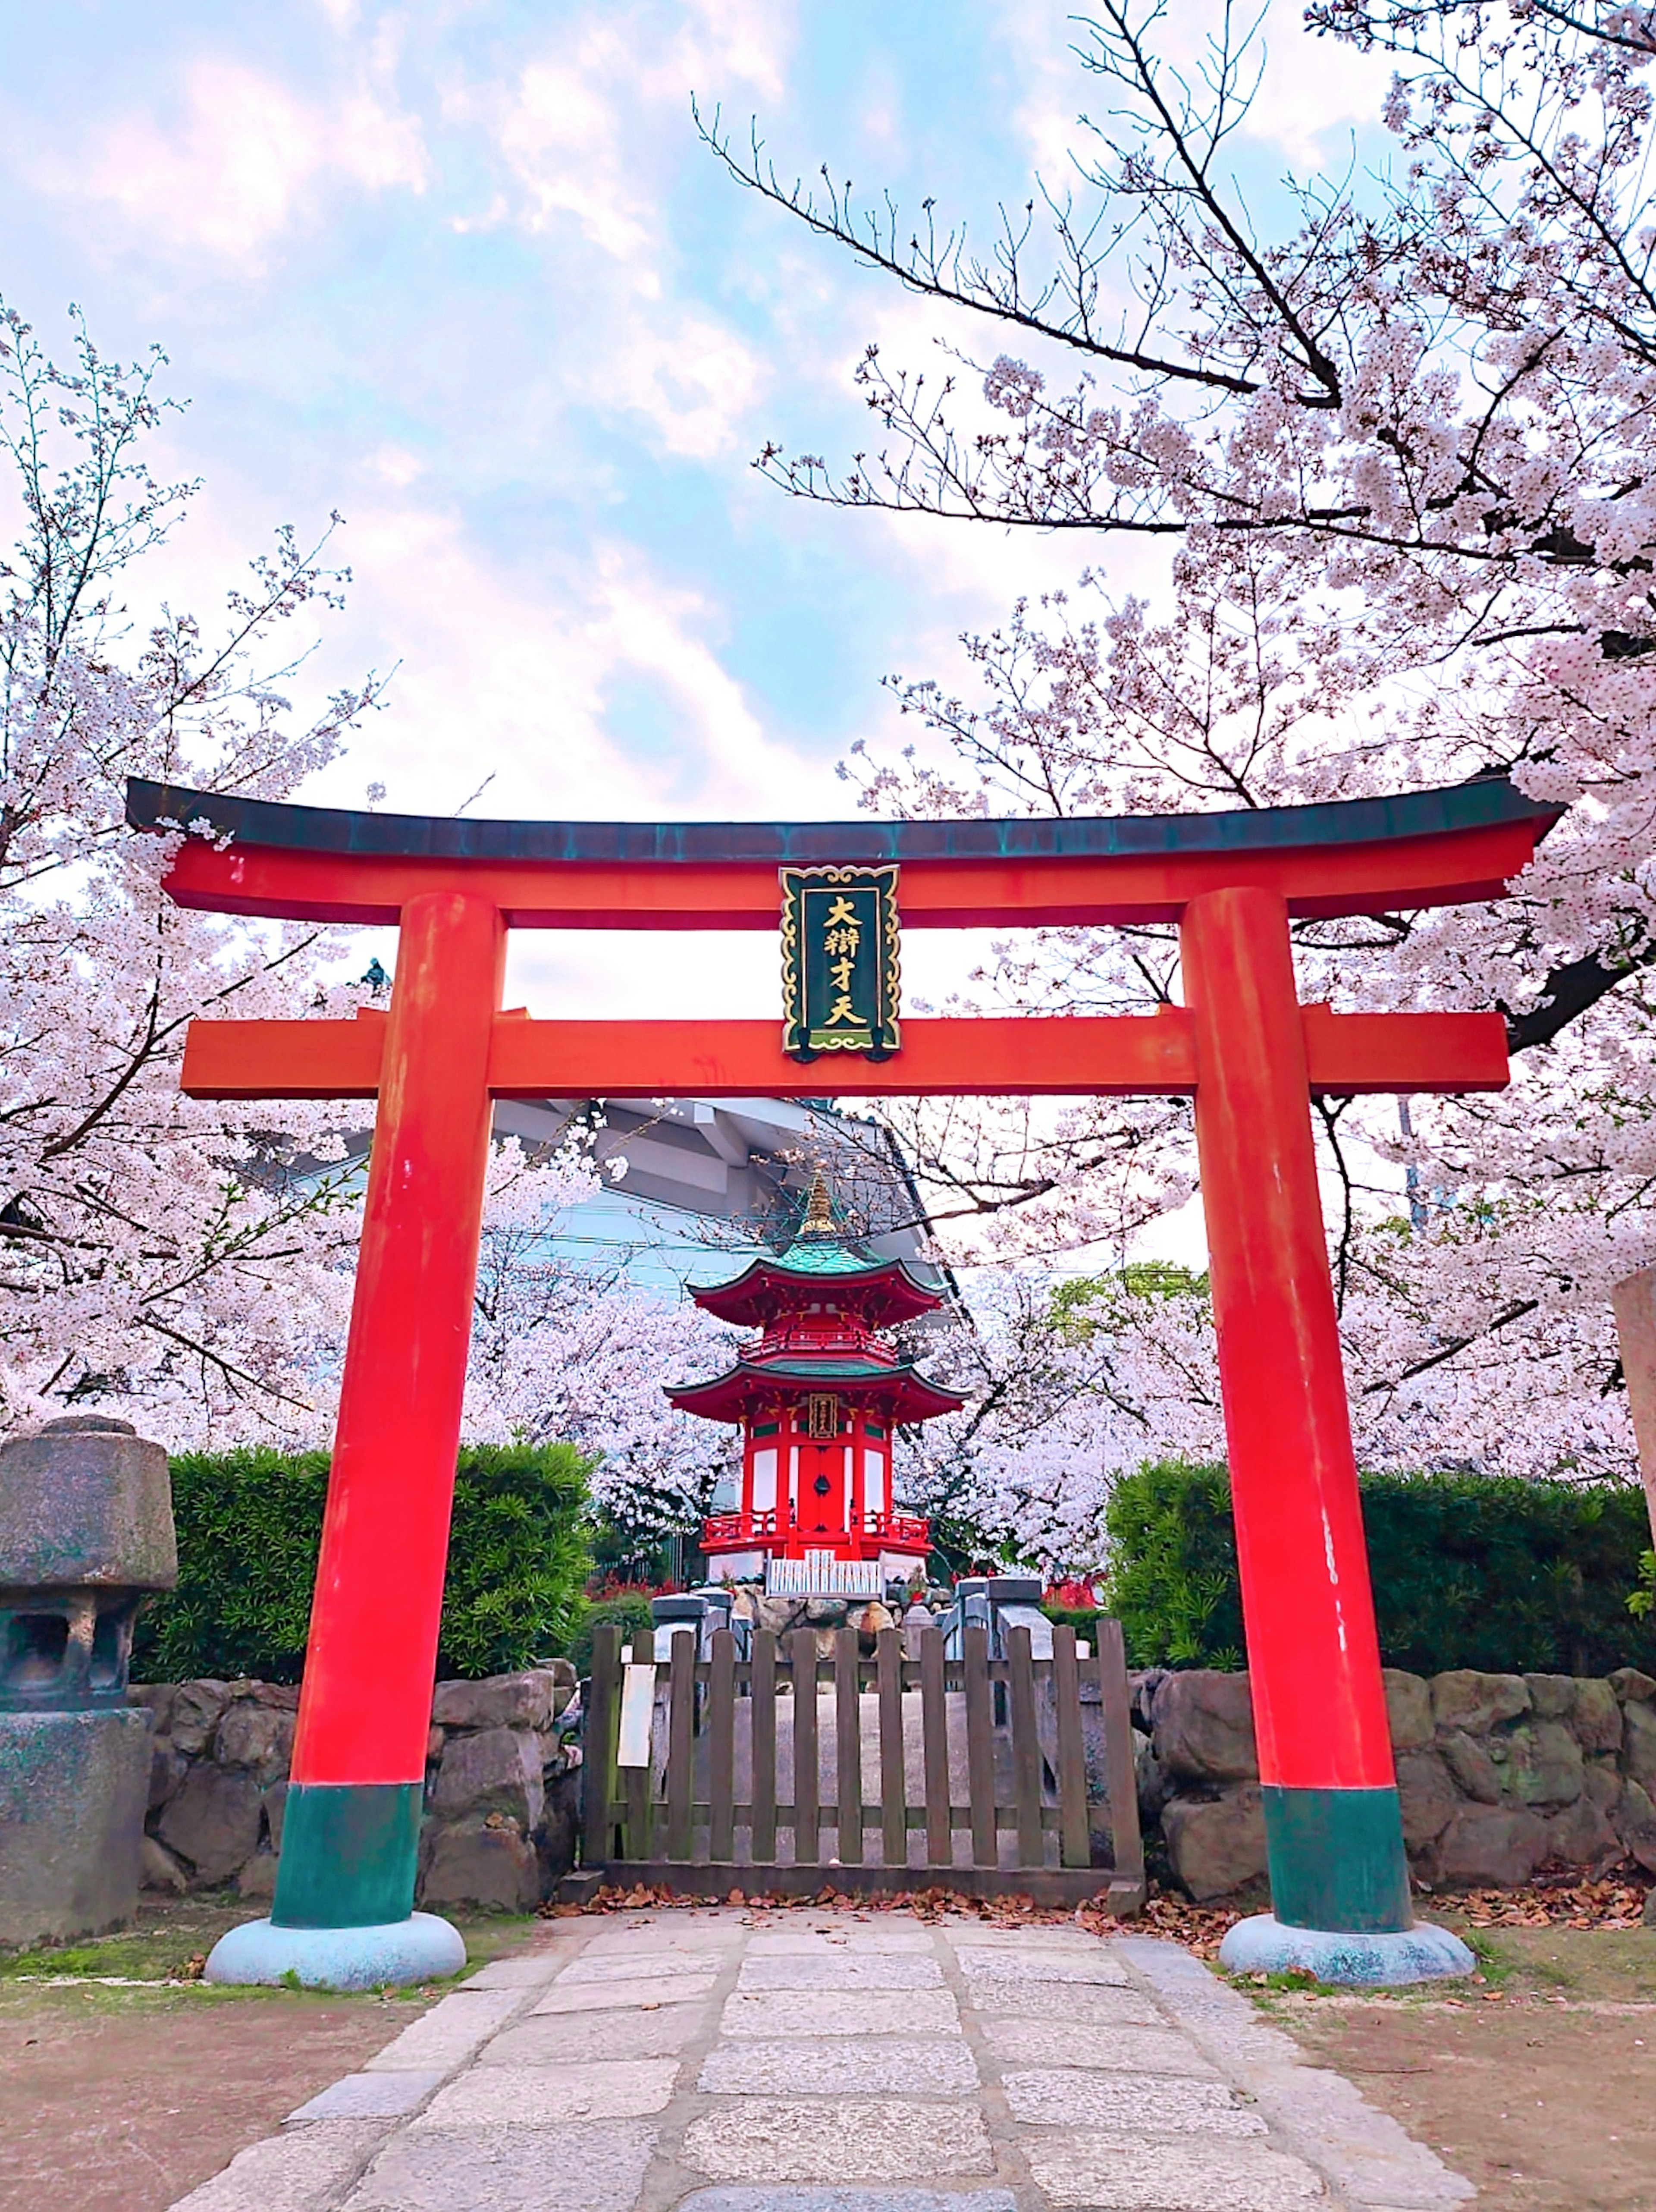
[{"x1": 0, "y1": 1414, "x2": 176, "y2": 1946}]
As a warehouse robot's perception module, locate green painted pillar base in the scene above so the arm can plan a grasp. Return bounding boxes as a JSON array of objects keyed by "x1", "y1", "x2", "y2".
[
  {"x1": 1262, "y1": 1784, "x2": 1412, "y2": 1935},
  {"x1": 272, "y1": 1781, "x2": 423, "y2": 1929}
]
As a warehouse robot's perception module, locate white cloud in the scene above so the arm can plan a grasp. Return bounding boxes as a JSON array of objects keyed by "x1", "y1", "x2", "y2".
[{"x1": 23, "y1": 59, "x2": 428, "y2": 265}]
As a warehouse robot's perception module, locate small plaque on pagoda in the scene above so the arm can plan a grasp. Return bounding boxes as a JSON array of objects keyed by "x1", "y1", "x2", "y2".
[{"x1": 780, "y1": 864, "x2": 900, "y2": 1062}]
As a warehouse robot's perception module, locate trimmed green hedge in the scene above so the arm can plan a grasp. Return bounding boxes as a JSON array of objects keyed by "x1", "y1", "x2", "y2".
[
  {"x1": 1103, "y1": 1461, "x2": 1656, "y2": 1676},
  {"x1": 134, "y1": 1442, "x2": 594, "y2": 1684}
]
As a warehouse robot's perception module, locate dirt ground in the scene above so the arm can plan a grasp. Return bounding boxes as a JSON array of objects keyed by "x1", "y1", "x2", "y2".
[
  {"x1": 0, "y1": 1898, "x2": 538, "y2": 2212},
  {"x1": 1269, "y1": 1922, "x2": 1656, "y2": 2212}
]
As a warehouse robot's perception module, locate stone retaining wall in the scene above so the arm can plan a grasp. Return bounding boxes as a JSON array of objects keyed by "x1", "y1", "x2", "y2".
[
  {"x1": 1138, "y1": 1663, "x2": 1656, "y2": 1899},
  {"x1": 129, "y1": 1665, "x2": 580, "y2": 1913}
]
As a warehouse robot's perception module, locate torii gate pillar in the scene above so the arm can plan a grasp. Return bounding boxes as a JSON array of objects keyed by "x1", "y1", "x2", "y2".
[
  {"x1": 1184, "y1": 887, "x2": 1411, "y2": 1952},
  {"x1": 130, "y1": 773, "x2": 1553, "y2": 1989}
]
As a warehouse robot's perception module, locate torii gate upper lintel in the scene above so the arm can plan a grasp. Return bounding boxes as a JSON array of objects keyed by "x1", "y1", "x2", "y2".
[{"x1": 127, "y1": 773, "x2": 1556, "y2": 1985}]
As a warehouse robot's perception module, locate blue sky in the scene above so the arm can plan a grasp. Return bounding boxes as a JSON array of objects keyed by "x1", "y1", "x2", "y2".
[{"x1": 0, "y1": 0, "x2": 1392, "y2": 1020}]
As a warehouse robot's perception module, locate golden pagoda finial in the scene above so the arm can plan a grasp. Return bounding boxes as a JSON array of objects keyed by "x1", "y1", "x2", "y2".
[{"x1": 800, "y1": 1170, "x2": 835, "y2": 1238}]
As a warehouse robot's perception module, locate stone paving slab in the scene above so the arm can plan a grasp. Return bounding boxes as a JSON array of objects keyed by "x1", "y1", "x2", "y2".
[
  {"x1": 1023, "y1": 2131, "x2": 1330, "y2": 2209},
  {"x1": 678, "y1": 2096, "x2": 996, "y2": 2182},
  {"x1": 734, "y1": 1953, "x2": 944, "y2": 1991},
  {"x1": 169, "y1": 1906, "x2": 1480, "y2": 2212},
  {"x1": 999, "y1": 2067, "x2": 1266, "y2": 2135},
  {"x1": 949, "y1": 1944, "x2": 1131, "y2": 1984},
  {"x1": 288, "y1": 2071, "x2": 447, "y2": 2122},
  {"x1": 343, "y1": 2120, "x2": 660, "y2": 2212},
  {"x1": 697, "y1": 2036, "x2": 980, "y2": 2098},
  {"x1": 532, "y1": 1971, "x2": 720, "y2": 2012},
  {"x1": 364, "y1": 1989, "x2": 524, "y2": 2071},
  {"x1": 718, "y1": 1987, "x2": 963, "y2": 2037},
  {"x1": 980, "y1": 2016, "x2": 1222, "y2": 2078},
  {"x1": 674, "y1": 2194, "x2": 1018, "y2": 2212},
  {"x1": 960, "y1": 1976, "x2": 1166, "y2": 2025},
  {"x1": 745, "y1": 1925, "x2": 937, "y2": 1954},
  {"x1": 482, "y1": 2007, "x2": 712, "y2": 2065},
  {"x1": 414, "y1": 2057, "x2": 680, "y2": 2126},
  {"x1": 562, "y1": 1952, "x2": 732, "y2": 1984},
  {"x1": 171, "y1": 2120, "x2": 394, "y2": 2212}
]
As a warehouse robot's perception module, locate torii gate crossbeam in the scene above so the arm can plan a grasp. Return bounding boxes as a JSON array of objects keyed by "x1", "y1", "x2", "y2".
[{"x1": 128, "y1": 774, "x2": 1555, "y2": 1988}]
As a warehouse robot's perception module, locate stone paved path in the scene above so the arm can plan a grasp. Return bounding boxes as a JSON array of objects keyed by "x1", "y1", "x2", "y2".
[{"x1": 171, "y1": 1909, "x2": 1476, "y2": 2212}]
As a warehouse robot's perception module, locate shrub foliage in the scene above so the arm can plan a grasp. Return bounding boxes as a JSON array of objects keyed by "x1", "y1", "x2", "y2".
[
  {"x1": 135, "y1": 1442, "x2": 594, "y2": 1684},
  {"x1": 1103, "y1": 1461, "x2": 1656, "y2": 1677}
]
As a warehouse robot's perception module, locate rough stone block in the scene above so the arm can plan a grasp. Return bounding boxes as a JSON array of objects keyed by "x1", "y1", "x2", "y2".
[
  {"x1": 1584, "y1": 1756, "x2": 1623, "y2": 1812},
  {"x1": 1622, "y1": 1698, "x2": 1656, "y2": 1793},
  {"x1": 1162, "y1": 1782, "x2": 1267, "y2": 1899},
  {"x1": 698, "y1": 2037, "x2": 979, "y2": 2097},
  {"x1": 1430, "y1": 1670, "x2": 1531, "y2": 1734},
  {"x1": 430, "y1": 1726, "x2": 544, "y2": 1827},
  {"x1": 0, "y1": 1418, "x2": 175, "y2": 1588},
  {"x1": 1382, "y1": 1668, "x2": 1433, "y2": 1750},
  {"x1": 140, "y1": 1833, "x2": 189, "y2": 1892},
  {"x1": 1396, "y1": 1748, "x2": 1459, "y2": 1845},
  {"x1": 1572, "y1": 1678, "x2": 1624, "y2": 1753},
  {"x1": 0, "y1": 1708, "x2": 150, "y2": 1945},
  {"x1": 169, "y1": 1680, "x2": 231, "y2": 1756},
  {"x1": 1001, "y1": 2068, "x2": 1263, "y2": 2134},
  {"x1": 1152, "y1": 1671, "x2": 1258, "y2": 1782},
  {"x1": 130, "y1": 1682, "x2": 176, "y2": 1732},
  {"x1": 431, "y1": 1671, "x2": 561, "y2": 1734},
  {"x1": 1022, "y1": 2133, "x2": 1326, "y2": 2209},
  {"x1": 156, "y1": 1763, "x2": 263, "y2": 1883},
  {"x1": 345, "y1": 2120, "x2": 659, "y2": 2212},
  {"x1": 1438, "y1": 1728, "x2": 1502, "y2": 1804},
  {"x1": 1610, "y1": 1667, "x2": 1656, "y2": 1703},
  {"x1": 1496, "y1": 1718, "x2": 1584, "y2": 1806},
  {"x1": 414, "y1": 2058, "x2": 679, "y2": 2127},
  {"x1": 1523, "y1": 1673, "x2": 1576, "y2": 1719},
  {"x1": 680, "y1": 2097, "x2": 993, "y2": 2183},
  {"x1": 1435, "y1": 1804, "x2": 1549, "y2": 1887},
  {"x1": 1614, "y1": 1777, "x2": 1656, "y2": 1872},
  {"x1": 237, "y1": 1850, "x2": 278, "y2": 1900},
  {"x1": 419, "y1": 1817, "x2": 541, "y2": 1912},
  {"x1": 214, "y1": 1700, "x2": 295, "y2": 1782},
  {"x1": 1545, "y1": 1795, "x2": 1622, "y2": 1870},
  {"x1": 149, "y1": 1735, "x2": 188, "y2": 1810},
  {"x1": 264, "y1": 1778, "x2": 289, "y2": 1850}
]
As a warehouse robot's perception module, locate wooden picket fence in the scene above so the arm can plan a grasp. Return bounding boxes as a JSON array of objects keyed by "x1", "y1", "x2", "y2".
[{"x1": 574, "y1": 1618, "x2": 1144, "y2": 1911}]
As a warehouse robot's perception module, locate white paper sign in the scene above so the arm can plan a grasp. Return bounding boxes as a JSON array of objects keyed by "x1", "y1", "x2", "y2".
[{"x1": 616, "y1": 1661, "x2": 657, "y2": 1769}]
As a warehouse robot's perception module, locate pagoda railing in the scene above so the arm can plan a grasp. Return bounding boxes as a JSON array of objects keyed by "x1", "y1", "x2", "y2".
[{"x1": 701, "y1": 1507, "x2": 930, "y2": 1552}]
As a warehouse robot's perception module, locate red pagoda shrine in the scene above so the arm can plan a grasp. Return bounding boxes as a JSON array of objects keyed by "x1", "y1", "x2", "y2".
[{"x1": 670, "y1": 1178, "x2": 962, "y2": 1595}]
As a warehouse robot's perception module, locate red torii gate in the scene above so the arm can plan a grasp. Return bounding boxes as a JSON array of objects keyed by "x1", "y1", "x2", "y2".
[{"x1": 129, "y1": 773, "x2": 1552, "y2": 1986}]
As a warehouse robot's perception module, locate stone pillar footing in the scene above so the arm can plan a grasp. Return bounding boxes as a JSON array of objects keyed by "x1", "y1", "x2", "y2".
[
  {"x1": 1218, "y1": 1912, "x2": 1474, "y2": 1986},
  {"x1": 203, "y1": 1912, "x2": 465, "y2": 1991}
]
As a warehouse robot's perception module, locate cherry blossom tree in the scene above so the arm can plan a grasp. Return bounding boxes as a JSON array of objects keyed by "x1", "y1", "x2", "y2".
[
  {"x1": 0, "y1": 300, "x2": 734, "y2": 1518},
  {"x1": 704, "y1": 1, "x2": 1656, "y2": 1499},
  {"x1": 0, "y1": 298, "x2": 381, "y2": 1438}
]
